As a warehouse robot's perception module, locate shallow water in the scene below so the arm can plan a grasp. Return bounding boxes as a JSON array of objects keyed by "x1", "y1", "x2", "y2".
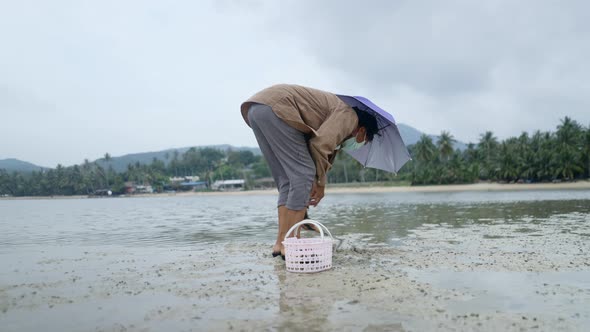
[
  {"x1": 1, "y1": 190, "x2": 589, "y2": 331},
  {"x1": 1, "y1": 190, "x2": 589, "y2": 249}
]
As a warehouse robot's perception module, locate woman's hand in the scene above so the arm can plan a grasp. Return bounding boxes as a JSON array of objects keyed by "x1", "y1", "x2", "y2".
[{"x1": 309, "y1": 182, "x2": 325, "y2": 207}]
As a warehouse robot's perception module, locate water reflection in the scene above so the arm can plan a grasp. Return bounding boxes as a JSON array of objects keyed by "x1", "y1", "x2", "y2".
[
  {"x1": 0, "y1": 191, "x2": 588, "y2": 249},
  {"x1": 275, "y1": 264, "x2": 332, "y2": 331},
  {"x1": 315, "y1": 195, "x2": 590, "y2": 245}
]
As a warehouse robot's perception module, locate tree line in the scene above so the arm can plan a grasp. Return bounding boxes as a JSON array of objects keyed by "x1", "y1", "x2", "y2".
[
  {"x1": 403, "y1": 116, "x2": 590, "y2": 185},
  {"x1": 1, "y1": 117, "x2": 589, "y2": 197},
  {"x1": 0, "y1": 148, "x2": 271, "y2": 196}
]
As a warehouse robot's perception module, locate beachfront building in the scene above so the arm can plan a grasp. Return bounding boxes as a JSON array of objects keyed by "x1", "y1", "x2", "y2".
[
  {"x1": 134, "y1": 185, "x2": 154, "y2": 194},
  {"x1": 124, "y1": 182, "x2": 154, "y2": 194},
  {"x1": 179, "y1": 181, "x2": 208, "y2": 191},
  {"x1": 169, "y1": 175, "x2": 200, "y2": 183},
  {"x1": 211, "y1": 179, "x2": 245, "y2": 191}
]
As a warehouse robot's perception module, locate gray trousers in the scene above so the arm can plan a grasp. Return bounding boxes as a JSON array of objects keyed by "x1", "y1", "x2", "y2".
[{"x1": 247, "y1": 103, "x2": 315, "y2": 210}]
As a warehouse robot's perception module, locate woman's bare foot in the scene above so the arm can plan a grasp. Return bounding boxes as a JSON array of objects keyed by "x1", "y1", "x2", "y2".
[
  {"x1": 280, "y1": 242, "x2": 286, "y2": 260},
  {"x1": 272, "y1": 243, "x2": 283, "y2": 257}
]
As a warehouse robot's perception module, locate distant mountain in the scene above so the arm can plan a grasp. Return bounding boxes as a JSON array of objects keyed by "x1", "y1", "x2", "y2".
[
  {"x1": 398, "y1": 123, "x2": 467, "y2": 151},
  {"x1": 0, "y1": 158, "x2": 47, "y2": 173},
  {"x1": 92, "y1": 127, "x2": 466, "y2": 173},
  {"x1": 3, "y1": 126, "x2": 468, "y2": 174},
  {"x1": 397, "y1": 123, "x2": 424, "y2": 146},
  {"x1": 94, "y1": 145, "x2": 261, "y2": 173}
]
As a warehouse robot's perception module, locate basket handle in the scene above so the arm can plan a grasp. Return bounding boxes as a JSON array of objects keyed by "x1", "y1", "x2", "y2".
[{"x1": 284, "y1": 219, "x2": 334, "y2": 241}]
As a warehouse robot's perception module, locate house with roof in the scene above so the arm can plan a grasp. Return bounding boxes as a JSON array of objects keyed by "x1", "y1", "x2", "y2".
[
  {"x1": 179, "y1": 181, "x2": 208, "y2": 191},
  {"x1": 211, "y1": 179, "x2": 245, "y2": 191}
]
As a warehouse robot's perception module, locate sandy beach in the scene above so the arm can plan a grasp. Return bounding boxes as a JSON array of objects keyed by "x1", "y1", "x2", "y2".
[
  {"x1": 3, "y1": 181, "x2": 589, "y2": 200},
  {"x1": 168, "y1": 180, "x2": 590, "y2": 196}
]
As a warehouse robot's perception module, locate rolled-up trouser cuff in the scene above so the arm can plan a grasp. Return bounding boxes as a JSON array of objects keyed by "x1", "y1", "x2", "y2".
[{"x1": 284, "y1": 178, "x2": 313, "y2": 210}]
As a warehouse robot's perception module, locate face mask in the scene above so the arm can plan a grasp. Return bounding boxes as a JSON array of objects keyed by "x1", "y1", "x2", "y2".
[{"x1": 341, "y1": 136, "x2": 366, "y2": 152}]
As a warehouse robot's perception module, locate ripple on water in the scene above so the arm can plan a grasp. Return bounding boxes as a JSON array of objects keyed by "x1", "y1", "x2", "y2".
[{"x1": 0, "y1": 191, "x2": 588, "y2": 249}]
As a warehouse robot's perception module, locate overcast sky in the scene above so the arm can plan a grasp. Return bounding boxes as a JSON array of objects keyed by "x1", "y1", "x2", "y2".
[{"x1": 1, "y1": 0, "x2": 589, "y2": 167}]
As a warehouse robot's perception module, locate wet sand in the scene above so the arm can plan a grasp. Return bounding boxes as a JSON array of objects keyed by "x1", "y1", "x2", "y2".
[{"x1": 2, "y1": 217, "x2": 589, "y2": 331}]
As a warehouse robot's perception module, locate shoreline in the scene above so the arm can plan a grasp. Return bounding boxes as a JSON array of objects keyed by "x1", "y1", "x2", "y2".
[{"x1": 1, "y1": 180, "x2": 589, "y2": 200}]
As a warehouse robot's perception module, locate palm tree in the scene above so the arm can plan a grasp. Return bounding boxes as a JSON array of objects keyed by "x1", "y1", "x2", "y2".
[
  {"x1": 411, "y1": 135, "x2": 437, "y2": 184},
  {"x1": 554, "y1": 117, "x2": 584, "y2": 180},
  {"x1": 55, "y1": 164, "x2": 68, "y2": 195},
  {"x1": 71, "y1": 165, "x2": 84, "y2": 194},
  {"x1": 538, "y1": 132, "x2": 555, "y2": 181},
  {"x1": 82, "y1": 159, "x2": 94, "y2": 193},
  {"x1": 414, "y1": 135, "x2": 436, "y2": 163},
  {"x1": 95, "y1": 165, "x2": 106, "y2": 188},
  {"x1": 554, "y1": 148, "x2": 583, "y2": 180},
  {"x1": 478, "y1": 131, "x2": 499, "y2": 180},
  {"x1": 464, "y1": 143, "x2": 478, "y2": 163},
  {"x1": 164, "y1": 152, "x2": 171, "y2": 174},
  {"x1": 498, "y1": 139, "x2": 519, "y2": 182},
  {"x1": 478, "y1": 130, "x2": 498, "y2": 152},
  {"x1": 461, "y1": 143, "x2": 479, "y2": 181},
  {"x1": 516, "y1": 132, "x2": 532, "y2": 180},
  {"x1": 103, "y1": 153, "x2": 112, "y2": 189},
  {"x1": 0, "y1": 169, "x2": 15, "y2": 195},
  {"x1": 437, "y1": 131, "x2": 456, "y2": 161},
  {"x1": 556, "y1": 117, "x2": 582, "y2": 146}
]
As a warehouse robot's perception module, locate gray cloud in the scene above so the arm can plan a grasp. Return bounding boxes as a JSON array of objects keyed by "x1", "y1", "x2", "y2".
[
  {"x1": 265, "y1": 0, "x2": 590, "y2": 138},
  {"x1": 1, "y1": 0, "x2": 589, "y2": 166}
]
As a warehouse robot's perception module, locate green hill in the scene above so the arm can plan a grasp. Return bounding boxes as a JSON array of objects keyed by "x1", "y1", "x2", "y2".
[
  {"x1": 2, "y1": 125, "x2": 467, "y2": 173},
  {"x1": 94, "y1": 145, "x2": 261, "y2": 173},
  {"x1": 0, "y1": 158, "x2": 47, "y2": 173},
  {"x1": 398, "y1": 124, "x2": 467, "y2": 150}
]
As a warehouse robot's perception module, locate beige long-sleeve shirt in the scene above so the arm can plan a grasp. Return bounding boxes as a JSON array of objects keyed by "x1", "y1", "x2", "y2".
[{"x1": 241, "y1": 84, "x2": 358, "y2": 186}]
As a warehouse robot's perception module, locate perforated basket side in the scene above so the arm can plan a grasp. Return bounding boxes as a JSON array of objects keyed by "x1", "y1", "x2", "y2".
[{"x1": 284, "y1": 238, "x2": 332, "y2": 273}]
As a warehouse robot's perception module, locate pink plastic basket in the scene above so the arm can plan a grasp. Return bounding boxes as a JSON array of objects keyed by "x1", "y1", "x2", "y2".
[{"x1": 282, "y1": 220, "x2": 333, "y2": 273}]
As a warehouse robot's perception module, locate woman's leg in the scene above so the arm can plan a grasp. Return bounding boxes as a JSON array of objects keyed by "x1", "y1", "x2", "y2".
[
  {"x1": 247, "y1": 104, "x2": 316, "y2": 256},
  {"x1": 251, "y1": 111, "x2": 316, "y2": 256},
  {"x1": 248, "y1": 104, "x2": 291, "y2": 254}
]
